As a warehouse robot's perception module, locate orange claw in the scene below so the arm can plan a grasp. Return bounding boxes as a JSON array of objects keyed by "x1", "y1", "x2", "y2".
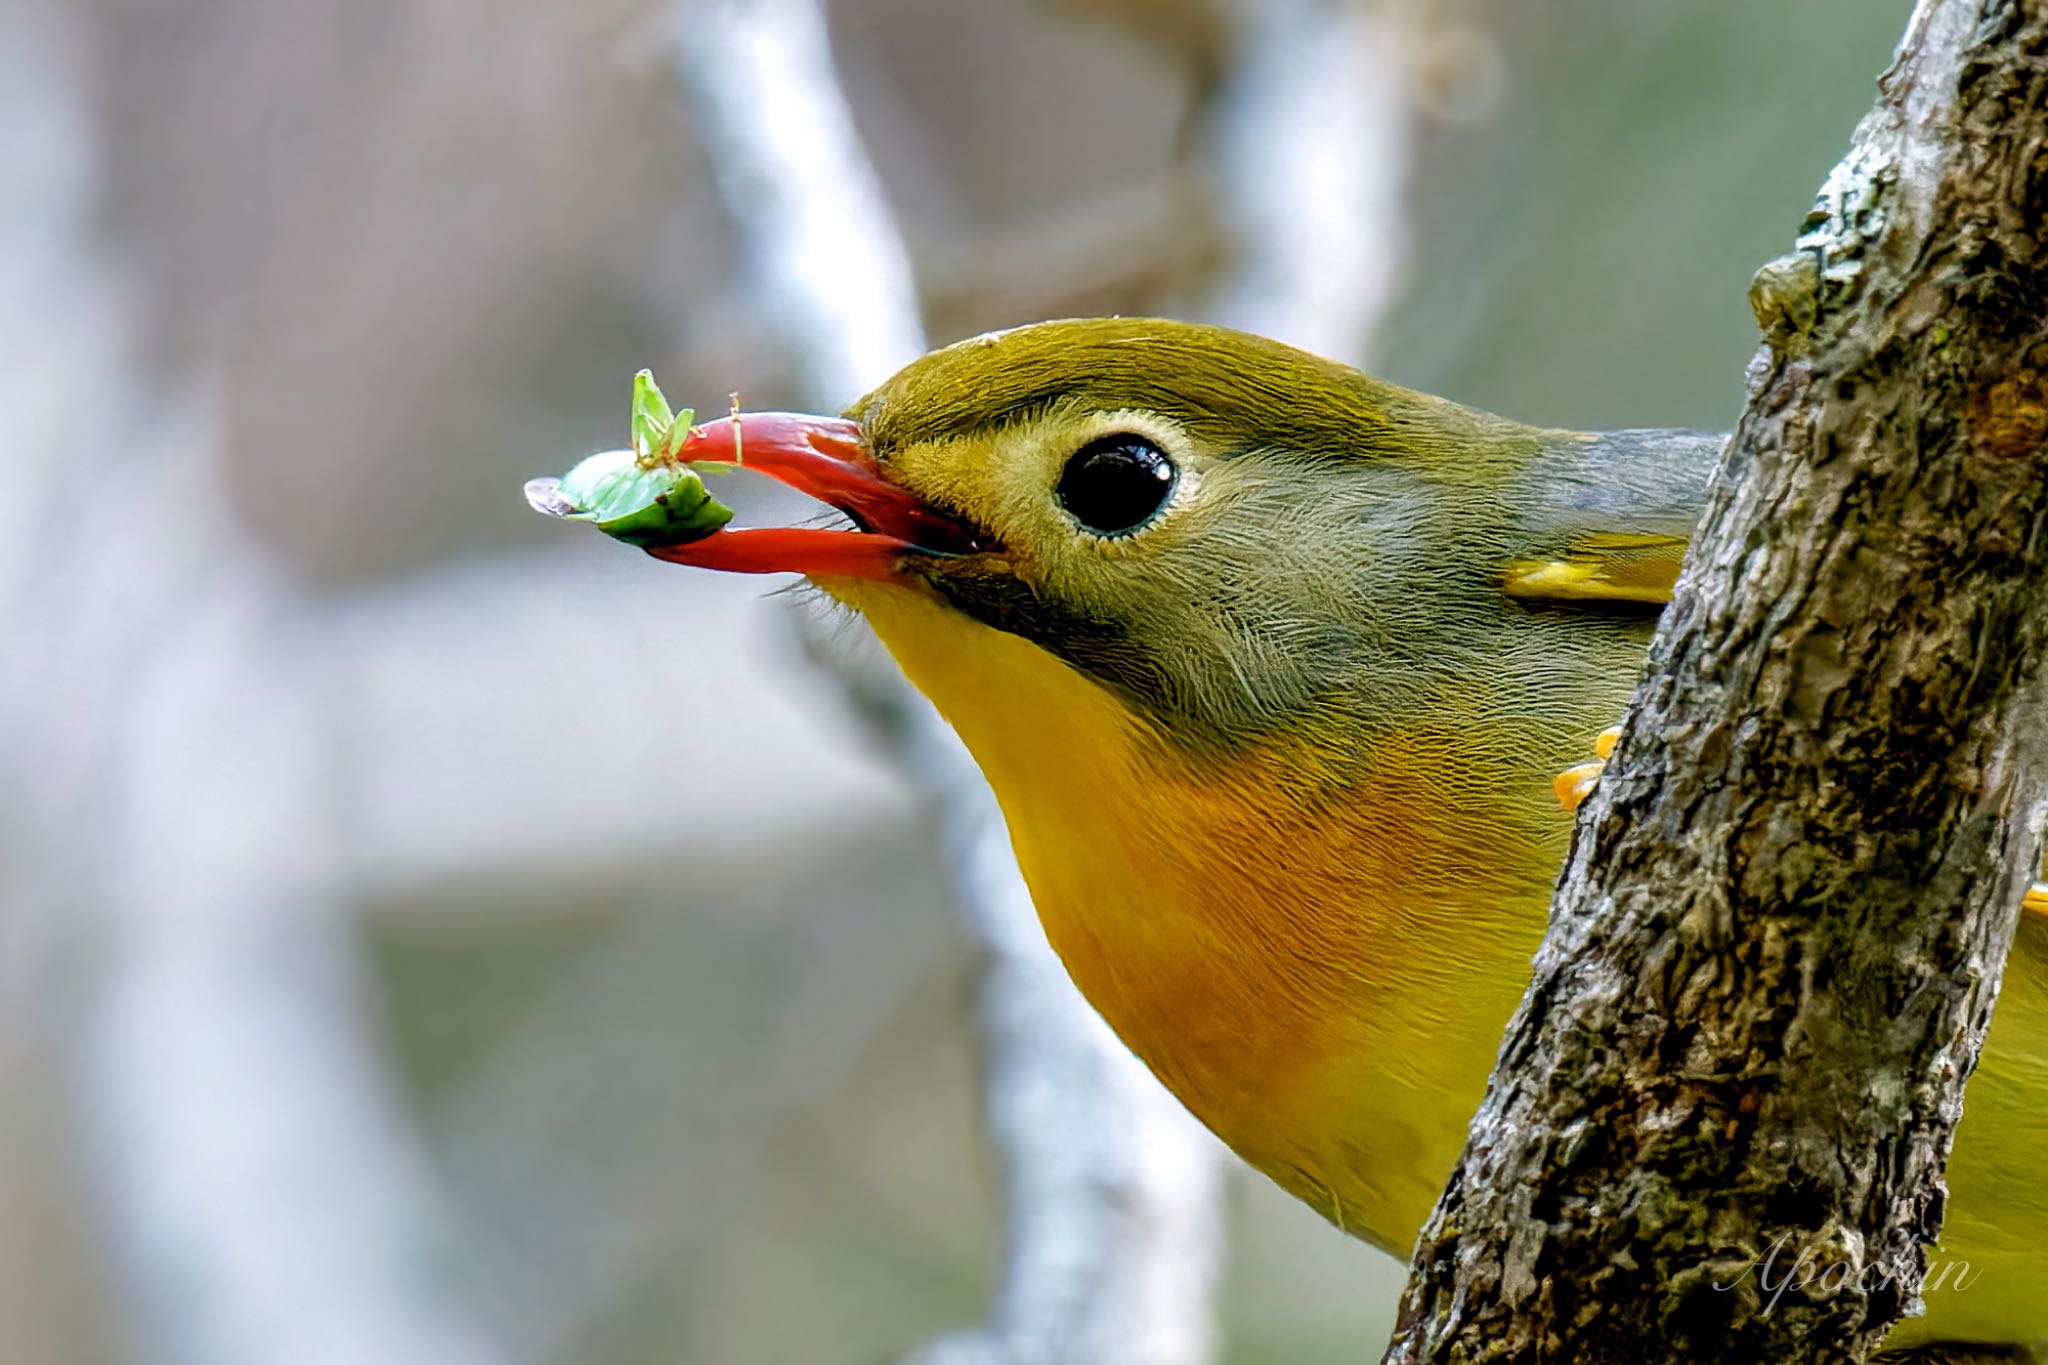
[
  {"x1": 1553, "y1": 762, "x2": 1607, "y2": 812},
  {"x1": 1554, "y1": 726, "x2": 1625, "y2": 812}
]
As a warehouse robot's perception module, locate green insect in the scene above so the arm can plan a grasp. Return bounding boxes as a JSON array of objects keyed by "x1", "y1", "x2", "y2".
[{"x1": 525, "y1": 371, "x2": 737, "y2": 548}]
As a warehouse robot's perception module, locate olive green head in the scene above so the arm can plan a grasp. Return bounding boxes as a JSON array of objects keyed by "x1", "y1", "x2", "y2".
[{"x1": 836, "y1": 317, "x2": 1703, "y2": 755}]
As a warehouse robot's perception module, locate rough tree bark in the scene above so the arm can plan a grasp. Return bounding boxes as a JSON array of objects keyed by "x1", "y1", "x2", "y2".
[{"x1": 1385, "y1": 2, "x2": 2048, "y2": 1363}]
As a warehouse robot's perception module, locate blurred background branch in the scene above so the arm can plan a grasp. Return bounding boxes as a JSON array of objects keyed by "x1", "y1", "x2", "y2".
[
  {"x1": 1200, "y1": 0, "x2": 1412, "y2": 359},
  {"x1": 673, "y1": 4, "x2": 1227, "y2": 1362},
  {"x1": 670, "y1": 0, "x2": 924, "y2": 399},
  {"x1": 0, "y1": 5, "x2": 507, "y2": 1364}
]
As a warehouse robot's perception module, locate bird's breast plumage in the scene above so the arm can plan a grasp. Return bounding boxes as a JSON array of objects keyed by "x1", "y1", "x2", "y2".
[{"x1": 841, "y1": 573, "x2": 1642, "y2": 1248}]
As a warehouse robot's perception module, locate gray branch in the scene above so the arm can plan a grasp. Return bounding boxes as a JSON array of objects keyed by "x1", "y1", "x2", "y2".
[
  {"x1": 1387, "y1": 2, "x2": 2048, "y2": 1360},
  {"x1": 671, "y1": 0, "x2": 924, "y2": 402},
  {"x1": 671, "y1": 3, "x2": 1243, "y2": 1363},
  {"x1": 1203, "y1": 0, "x2": 1414, "y2": 362}
]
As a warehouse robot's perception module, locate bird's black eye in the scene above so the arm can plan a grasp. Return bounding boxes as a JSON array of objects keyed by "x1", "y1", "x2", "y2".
[{"x1": 1055, "y1": 434, "x2": 1178, "y2": 536}]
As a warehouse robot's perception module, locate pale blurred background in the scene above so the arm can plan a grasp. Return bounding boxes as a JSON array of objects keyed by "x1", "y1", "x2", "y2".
[{"x1": 0, "y1": 1, "x2": 1908, "y2": 1363}]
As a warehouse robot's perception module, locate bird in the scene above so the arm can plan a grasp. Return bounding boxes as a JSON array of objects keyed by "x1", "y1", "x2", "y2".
[{"x1": 643, "y1": 316, "x2": 2048, "y2": 1359}]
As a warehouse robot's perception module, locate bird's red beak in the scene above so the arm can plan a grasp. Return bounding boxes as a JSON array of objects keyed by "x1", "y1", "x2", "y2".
[{"x1": 646, "y1": 413, "x2": 983, "y2": 579}]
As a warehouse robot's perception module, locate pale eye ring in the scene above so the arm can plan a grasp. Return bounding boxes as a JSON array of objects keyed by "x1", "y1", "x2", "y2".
[{"x1": 1055, "y1": 434, "x2": 1178, "y2": 536}]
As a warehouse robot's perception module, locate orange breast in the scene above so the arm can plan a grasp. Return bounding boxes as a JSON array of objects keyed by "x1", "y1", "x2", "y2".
[{"x1": 999, "y1": 719, "x2": 1563, "y2": 1246}]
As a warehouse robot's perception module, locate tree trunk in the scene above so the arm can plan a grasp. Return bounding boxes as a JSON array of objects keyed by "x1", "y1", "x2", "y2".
[{"x1": 1383, "y1": 2, "x2": 2048, "y2": 1362}]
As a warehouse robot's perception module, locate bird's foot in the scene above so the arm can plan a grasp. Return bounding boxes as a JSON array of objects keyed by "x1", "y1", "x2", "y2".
[{"x1": 1552, "y1": 726, "x2": 1622, "y2": 812}]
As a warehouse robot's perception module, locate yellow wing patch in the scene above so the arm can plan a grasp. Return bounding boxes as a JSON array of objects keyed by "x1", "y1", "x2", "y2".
[
  {"x1": 1501, "y1": 532, "x2": 1688, "y2": 607},
  {"x1": 2025, "y1": 882, "x2": 2048, "y2": 923}
]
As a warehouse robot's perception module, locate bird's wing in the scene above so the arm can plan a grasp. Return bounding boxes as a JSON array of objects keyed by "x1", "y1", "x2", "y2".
[
  {"x1": 1501, "y1": 531, "x2": 1690, "y2": 607},
  {"x1": 1496, "y1": 428, "x2": 1723, "y2": 611}
]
